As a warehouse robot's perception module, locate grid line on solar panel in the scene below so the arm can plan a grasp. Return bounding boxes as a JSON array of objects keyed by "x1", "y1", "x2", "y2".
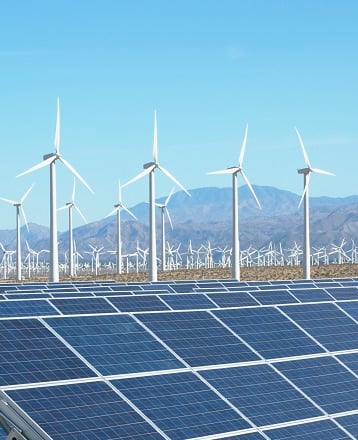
[
  {"x1": 112, "y1": 371, "x2": 252, "y2": 440},
  {"x1": 136, "y1": 311, "x2": 259, "y2": 367},
  {"x1": 5, "y1": 380, "x2": 165, "y2": 440},
  {"x1": 212, "y1": 307, "x2": 324, "y2": 359},
  {"x1": 274, "y1": 356, "x2": 358, "y2": 415},
  {"x1": 280, "y1": 302, "x2": 358, "y2": 352},
  {"x1": 44, "y1": 314, "x2": 185, "y2": 375}
]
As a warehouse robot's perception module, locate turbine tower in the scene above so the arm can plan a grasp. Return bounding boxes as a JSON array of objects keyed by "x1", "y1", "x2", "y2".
[
  {"x1": 58, "y1": 178, "x2": 89, "y2": 277},
  {"x1": 156, "y1": 188, "x2": 174, "y2": 270},
  {"x1": 208, "y1": 124, "x2": 261, "y2": 280},
  {"x1": 0, "y1": 185, "x2": 33, "y2": 281},
  {"x1": 295, "y1": 128, "x2": 335, "y2": 279},
  {"x1": 106, "y1": 180, "x2": 137, "y2": 275},
  {"x1": 123, "y1": 111, "x2": 190, "y2": 281},
  {"x1": 17, "y1": 98, "x2": 93, "y2": 282}
]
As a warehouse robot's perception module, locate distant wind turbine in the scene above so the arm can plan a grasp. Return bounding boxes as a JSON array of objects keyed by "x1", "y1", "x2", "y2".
[
  {"x1": 156, "y1": 188, "x2": 175, "y2": 270},
  {"x1": 58, "y1": 178, "x2": 88, "y2": 277},
  {"x1": 106, "y1": 180, "x2": 137, "y2": 275},
  {"x1": 295, "y1": 128, "x2": 335, "y2": 279},
  {"x1": 208, "y1": 124, "x2": 261, "y2": 280},
  {"x1": 17, "y1": 97, "x2": 93, "y2": 282},
  {"x1": 0, "y1": 185, "x2": 33, "y2": 281},
  {"x1": 122, "y1": 111, "x2": 190, "y2": 281}
]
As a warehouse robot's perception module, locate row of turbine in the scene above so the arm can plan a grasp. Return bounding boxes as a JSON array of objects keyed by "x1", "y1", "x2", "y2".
[{"x1": 7, "y1": 98, "x2": 335, "y2": 282}]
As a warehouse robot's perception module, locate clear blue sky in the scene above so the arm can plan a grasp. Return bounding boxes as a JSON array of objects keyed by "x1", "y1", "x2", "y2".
[{"x1": 0, "y1": 0, "x2": 357, "y2": 231}]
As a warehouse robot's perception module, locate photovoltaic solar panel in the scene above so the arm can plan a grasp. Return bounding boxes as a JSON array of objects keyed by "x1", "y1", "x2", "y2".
[
  {"x1": 249, "y1": 289, "x2": 298, "y2": 305},
  {"x1": 207, "y1": 291, "x2": 259, "y2": 307},
  {"x1": 201, "y1": 364, "x2": 322, "y2": 426},
  {"x1": 4, "y1": 292, "x2": 51, "y2": 299},
  {"x1": 108, "y1": 295, "x2": 170, "y2": 312},
  {"x1": 0, "y1": 299, "x2": 58, "y2": 317},
  {"x1": 45, "y1": 314, "x2": 184, "y2": 375},
  {"x1": 5, "y1": 380, "x2": 163, "y2": 440},
  {"x1": 112, "y1": 371, "x2": 251, "y2": 439},
  {"x1": 213, "y1": 307, "x2": 323, "y2": 359},
  {"x1": 137, "y1": 311, "x2": 259, "y2": 367},
  {"x1": 337, "y1": 301, "x2": 358, "y2": 320},
  {"x1": 0, "y1": 318, "x2": 95, "y2": 386},
  {"x1": 160, "y1": 293, "x2": 217, "y2": 310},
  {"x1": 274, "y1": 356, "x2": 358, "y2": 414},
  {"x1": 266, "y1": 419, "x2": 350, "y2": 439},
  {"x1": 335, "y1": 413, "x2": 358, "y2": 438},
  {"x1": 289, "y1": 288, "x2": 334, "y2": 302},
  {"x1": 220, "y1": 434, "x2": 265, "y2": 439},
  {"x1": 337, "y1": 352, "x2": 358, "y2": 375},
  {"x1": 280, "y1": 303, "x2": 358, "y2": 352},
  {"x1": 50, "y1": 297, "x2": 118, "y2": 314},
  {"x1": 325, "y1": 287, "x2": 358, "y2": 300}
]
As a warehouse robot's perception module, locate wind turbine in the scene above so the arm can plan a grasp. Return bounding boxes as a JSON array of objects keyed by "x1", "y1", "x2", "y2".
[
  {"x1": 0, "y1": 185, "x2": 33, "y2": 281},
  {"x1": 17, "y1": 97, "x2": 93, "y2": 282},
  {"x1": 295, "y1": 127, "x2": 335, "y2": 279},
  {"x1": 106, "y1": 180, "x2": 137, "y2": 275},
  {"x1": 156, "y1": 188, "x2": 174, "y2": 270},
  {"x1": 58, "y1": 178, "x2": 88, "y2": 277},
  {"x1": 208, "y1": 124, "x2": 261, "y2": 280},
  {"x1": 122, "y1": 111, "x2": 190, "y2": 281}
]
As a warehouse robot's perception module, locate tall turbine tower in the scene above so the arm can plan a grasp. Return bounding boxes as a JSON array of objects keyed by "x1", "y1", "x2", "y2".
[
  {"x1": 123, "y1": 111, "x2": 190, "y2": 281},
  {"x1": 295, "y1": 128, "x2": 335, "y2": 279},
  {"x1": 208, "y1": 124, "x2": 261, "y2": 280},
  {"x1": 17, "y1": 98, "x2": 93, "y2": 282},
  {"x1": 156, "y1": 188, "x2": 174, "y2": 270},
  {"x1": 0, "y1": 185, "x2": 33, "y2": 281},
  {"x1": 107, "y1": 180, "x2": 137, "y2": 275}
]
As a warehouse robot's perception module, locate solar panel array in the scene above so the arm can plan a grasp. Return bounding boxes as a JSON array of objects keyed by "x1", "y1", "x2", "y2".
[{"x1": 0, "y1": 276, "x2": 357, "y2": 439}]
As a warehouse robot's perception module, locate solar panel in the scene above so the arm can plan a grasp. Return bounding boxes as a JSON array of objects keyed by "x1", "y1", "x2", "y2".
[
  {"x1": 335, "y1": 413, "x2": 358, "y2": 438},
  {"x1": 0, "y1": 299, "x2": 59, "y2": 317},
  {"x1": 0, "y1": 318, "x2": 95, "y2": 386},
  {"x1": 160, "y1": 293, "x2": 218, "y2": 310},
  {"x1": 45, "y1": 314, "x2": 184, "y2": 375},
  {"x1": 337, "y1": 352, "x2": 358, "y2": 374},
  {"x1": 137, "y1": 311, "x2": 259, "y2": 367},
  {"x1": 50, "y1": 297, "x2": 118, "y2": 314},
  {"x1": 5, "y1": 380, "x2": 164, "y2": 439},
  {"x1": 109, "y1": 295, "x2": 170, "y2": 312},
  {"x1": 249, "y1": 289, "x2": 298, "y2": 305},
  {"x1": 266, "y1": 419, "x2": 351, "y2": 439},
  {"x1": 289, "y1": 287, "x2": 334, "y2": 302},
  {"x1": 201, "y1": 364, "x2": 322, "y2": 426},
  {"x1": 207, "y1": 291, "x2": 259, "y2": 307},
  {"x1": 325, "y1": 287, "x2": 358, "y2": 300},
  {"x1": 112, "y1": 371, "x2": 251, "y2": 439},
  {"x1": 214, "y1": 307, "x2": 323, "y2": 359},
  {"x1": 280, "y1": 302, "x2": 358, "y2": 351}
]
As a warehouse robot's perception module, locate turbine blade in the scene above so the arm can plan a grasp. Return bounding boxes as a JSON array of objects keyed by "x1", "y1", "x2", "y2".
[
  {"x1": 122, "y1": 204, "x2": 137, "y2": 220},
  {"x1": 54, "y1": 97, "x2": 60, "y2": 153},
  {"x1": 159, "y1": 165, "x2": 191, "y2": 196},
  {"x1": 105, "y1": 207, "x2": 118, "y2": 218},
  {"x1": 118, "y1": 179, "x2": 122, "y2": 203},
  {"x1": 0, "y1": 197, "x2": 17, "y2": 205},
  {"x1": 240, "y1": 170, "x2": 261, "y2": 209},
  {"x1": 122, "y1": 166, "x2": 154, "y2": 188},
  {"x1": 165, "y1": 187, "x2": 175, "y2": 206},
  {"x1": 298, "y1": 172, "x2": 311, "y2": 208},
  {"x1": 207, "y1": 168, "x2": 238, "y2": 175},
  {"x1": 153, "y1": 110, "x2": 158, "y2": 163},
  {"x1": 166, "y1": 208, "x2": 174, "y2": 230},
  {"x1": 238, "y1": 123, "x2": 249, "y2": 167},
  {"x1": 16, "y1": 156, "x2": 55, "y2": 177},
  {"x1": 71, "y1": 177, "x2": 76, "y2": 202},
  {"x1": 74, "y1": 205, "x2": 87, "y2": 224},
  {"x1": 57, "y1": 205, "x2": 69, "y2": 211},
  {"x1": 59, "y1": 157, "x2": 94, "y2": 194},
  {"x1": 311, "y1": 167, "x2": 335, "y2": 177},
  {"x1": 20, "y1": 205, "x2": 29, "y2": 232},
  {"x1": 295, "y1": 127, "x2": 311, "y2": 168},
  {"x1": 20, "y1": 184, "x2": 34, "y2": 203}
]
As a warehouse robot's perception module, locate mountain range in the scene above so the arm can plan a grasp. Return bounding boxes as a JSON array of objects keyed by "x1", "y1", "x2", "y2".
[{"x1": 0, "y1": 185, "x2": 357, "y2": 260}]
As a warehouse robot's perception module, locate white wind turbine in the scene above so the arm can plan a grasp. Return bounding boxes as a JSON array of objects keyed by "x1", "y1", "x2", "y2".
[
  {"x1": 0, "y1": 185, "x2": 33, "y2": 281},
  {"x1": 17, "y1": 97, "x2": 93, "y2": 282},
  {"x1": 106, "y1": 180, "x2": 137, "y2": 275},
  {"x1": 58, "y1": 178, "x2": 88, "y2": 277},
  {"x1": 295, "y1": 128, "x2": 335, "y2": 279},
  {"x1": 156, "y1": 187, "x2": 174, "y2": 270},
  {"x1": 208, "y1": 124, "x2": 261, "y2": 280},
  {"x1": 122, "y1": 111, "x2": 190, "y2": 281}
]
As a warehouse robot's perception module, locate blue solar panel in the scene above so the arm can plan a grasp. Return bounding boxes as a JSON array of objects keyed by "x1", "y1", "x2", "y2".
[
  {"x1": 137, "y1": 311, "x2": 259, "y2": 367},
  {"x1": 280, "y1": 303, "x2": 358, "y2": 351},
  {"x1": 6, "y1": 380, "x2": 163, "y2": 439},
  {"x1": 0, "y1": 318, "x2": 94, "y2": 386},
  {"x1": 109, "y1": 295, "x2": 170, "y2": 312},
  {"x1": 214, "y1": 307, "x2": 323, "y2": 359},
  {"x1": 208, "y1": 292, "x2": 259, "y2": 307},
  {"x1": 267, "y1": 419, "x2": 350, "y2": 439},
  {"x1": 326, "y1": 287, "x2": 358, "y2": 300},
  {"x1": 275, "y1": 356, "x2": 358, "y2": 414},
  {"x1": 337, "y1": 301, "x2": 358, "y2": 320},
  {"x1": 201, "y1": 364, "x2": 322, "y2": 426},
  {"x1": 4, "y1": 292, "x2": 51, "y2": 299},
  {"x1": 335, "y1": 414, "x2": 358, "y2": 438},
  {"x1": 289, "y1": 288, "x2": 334, "y2": 302},
  {"x1": 337, "y1": 352, "x2": 358, "y2": 375},
  {"x1": 45, "y1": 314, "x2": 184, "y2": 375},
  {"x1": 220, "y1": 434, "x2": 265, "y2": 439},
  {"x1": 0, "y1": 299, "x2": 58, "y2": 317},
  {"x1": 249, "y1": 289, "x2": 298, "y2": 305},
  {"x1": 160, "y1": 293, "x2": 217, "y2": 310},
  {"x1": 170, "y1": 283, "x2": 197, "y2": 293},
  {"x1": 112, "y1": 372, "x2": 250, "y2": 439},
  {"x1": 50, "y1": 297, "x2": 117, "y2": 314}
]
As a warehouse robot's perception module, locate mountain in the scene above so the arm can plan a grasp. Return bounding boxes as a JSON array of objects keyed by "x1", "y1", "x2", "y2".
[{"x1": 0, "y1": 186, "x2": 357, "y2": 259}]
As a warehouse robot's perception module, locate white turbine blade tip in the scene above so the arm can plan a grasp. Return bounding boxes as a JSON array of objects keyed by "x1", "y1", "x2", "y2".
[
  {"x1": 311, "y1": 167, "x2": 335, "y2": 176},
  {"x1": 122, "y1": 167, "x2": 153, "y2": 188},
  {"x1": 59, "y1": 157, "x2": 94, "y2": 194},
  {"x1": 238, "y1": 123, "x2": 249, "y2": 167},
  {"x1": 159, "y1": 165, "x2": 191, "y2": 196}
]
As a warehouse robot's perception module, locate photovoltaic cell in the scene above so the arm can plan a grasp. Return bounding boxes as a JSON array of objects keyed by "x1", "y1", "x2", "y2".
[
  {"x1": 0, "y1": 299, "x2": 59, "y2": 317},
  {"x1": 267, "y1": 419, "x2": 350, "y2": 439},
  {"x1": 249, "y1": 289, "x2": 298, "y2": 305},
  {"x1": 325, "y1": 287, "x2": 358, "y2": 300},
  {"x1": 280, "y1": 303, "x2": 358, "y2": 352},
  {"x1": 214, "y1": 307, "x2": 323, "y2": 359},
  {"x1": 207, "y1": 292, "x2": 259, "y2": 308},
  {"x1": 289, "y1": 288, "x2": 333, "y2": 302},
  {"x1": 137, "y1": 311, "x2": 259, "y2": 367},
  {"x1": 112, "y1": 372, "x2": 250, "y2": 440},
  {"x1": 337, "y1": 352, "x2": 358, "y2": 375},
  {"x1": 201, "y1": 364, "x2": 322, "y2": 426},
  {"x1": 337, "y1": 301, "x2": 358, "y2": 320},
  {"x1": 108, "y1": 295, "x2": 170, "y2": 312},
  {"x1": 45, "y1": 314, "x2": 184, "y2": 375},
  {"x1": 6, "y1": 381, "x2": 163, "y2": 440},
  {"x1": 335, "y1": 413, "x2": 358, "y2": 438},
  {"x1": 160, "y1": 293, "x2": 217, "y2": 310},
  {"x1": 0, "y1": 318, "x2": 94, "y2": 386},
  {"x1": 275, "y1": 356, "x2": 358, "y2": 414},
  {"x1": 50, "y1": 297, "x2": 117, "y2": 315}
]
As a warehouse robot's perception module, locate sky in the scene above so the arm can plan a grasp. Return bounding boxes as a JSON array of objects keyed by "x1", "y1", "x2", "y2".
[{"x1": 0, "y1": 0, "x2": 357, "y2": 231}]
